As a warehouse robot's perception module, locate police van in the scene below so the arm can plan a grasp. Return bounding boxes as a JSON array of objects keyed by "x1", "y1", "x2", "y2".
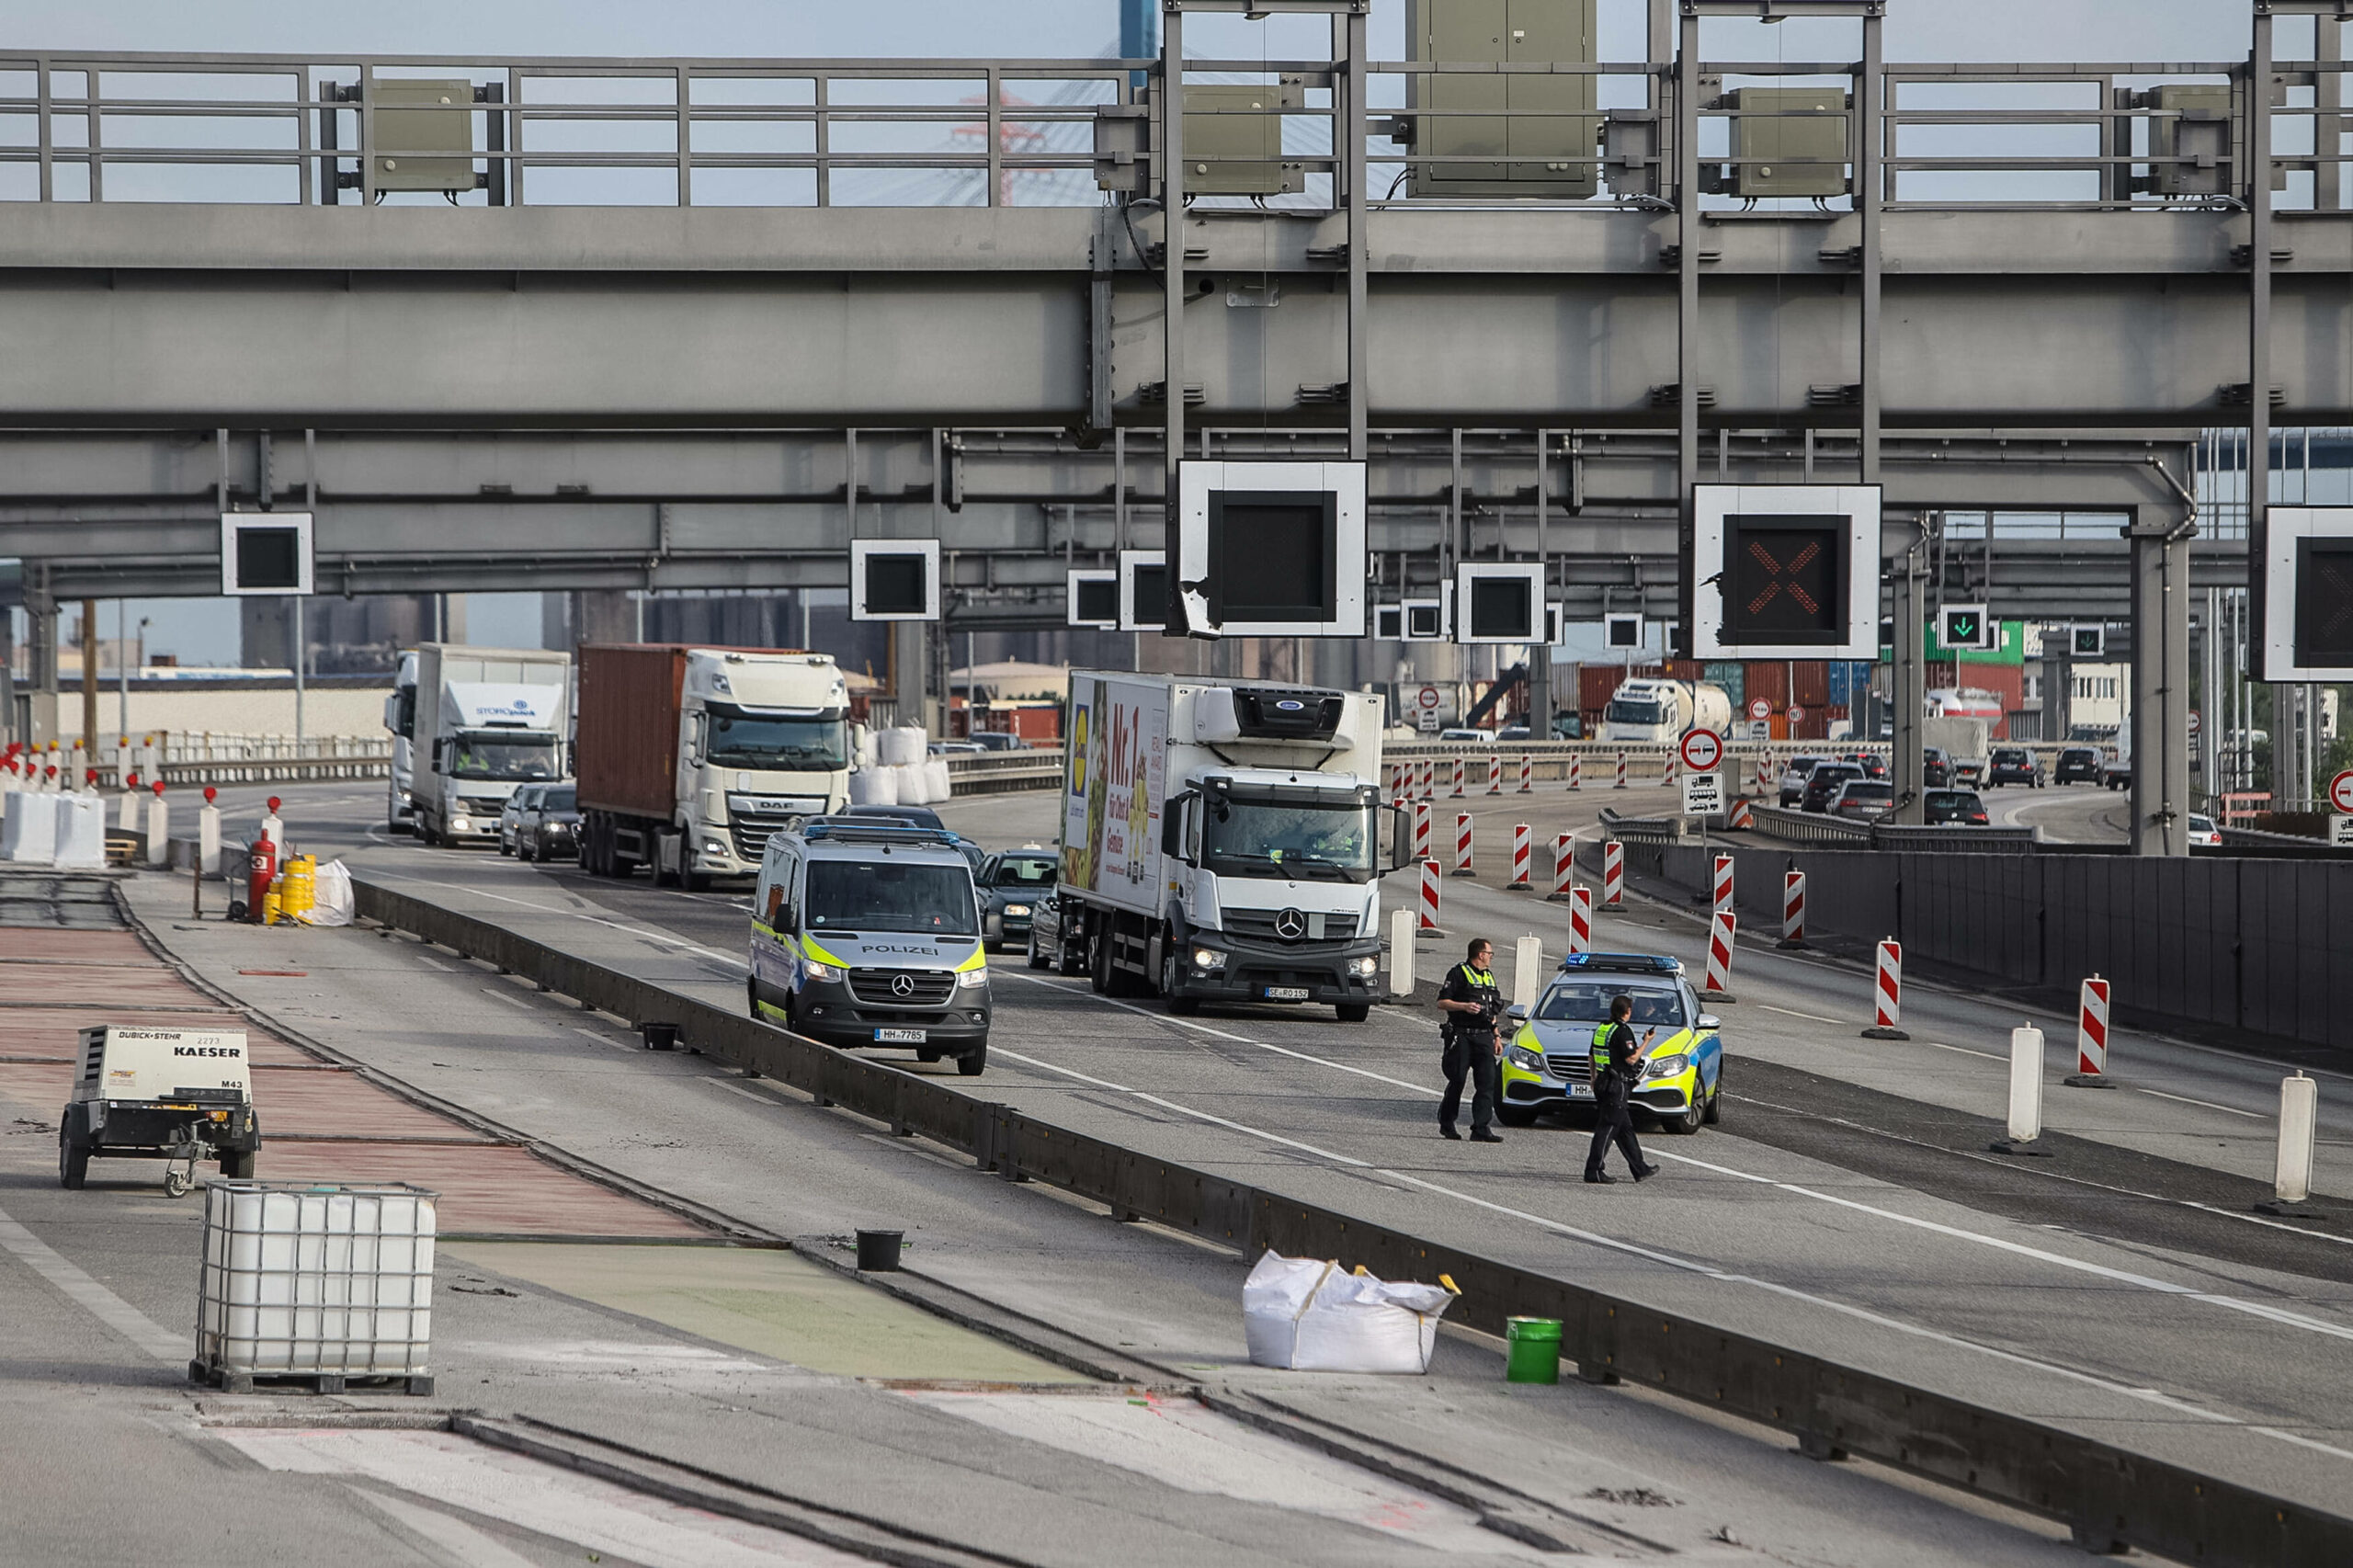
[{"x1": 749, "y1": 818, "x2": 992, "y2": 1074}]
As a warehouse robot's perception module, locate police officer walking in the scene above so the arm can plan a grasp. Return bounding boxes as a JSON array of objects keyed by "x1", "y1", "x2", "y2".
[
  {"x1": 1586, "y1": 994, "x2": 1661, "y2": 1184},
  {"x1": 1438, "y1": 938, "x2": 1505, "y2": 1142}
]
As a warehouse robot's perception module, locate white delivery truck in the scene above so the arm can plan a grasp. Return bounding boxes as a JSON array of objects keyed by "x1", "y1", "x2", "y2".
[
  {"x1": 382, "y1": 649, "x2": 419, "y2": 833},
  {"x1": 1597, "y1": 677, "x2": 1733, "y2": 745},
  {"x1": 412, "y1": 643, "x2": 572, "y2": 847},
  {"x1": 1054, "y1": 675, "x2": 1404, "y2": 1022},
  {"x1": 1922, "y1": 715, "x2": 1993, "y2": 788},
  {"x1": 575, "y1": 644, "x2": 855, "y2": 888}
]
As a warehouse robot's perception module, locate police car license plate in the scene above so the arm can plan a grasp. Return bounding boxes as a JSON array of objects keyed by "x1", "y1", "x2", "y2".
[
  {"x1": 1262, "y1": 985, "x2": 1311, "y2": 1001},
  {"x1": 875, "y1": 1028, "x2": 927, "y2": 1044},
  {"x1": 1567, "y1": 1083, "x2": 1593, "y2": 1099}
]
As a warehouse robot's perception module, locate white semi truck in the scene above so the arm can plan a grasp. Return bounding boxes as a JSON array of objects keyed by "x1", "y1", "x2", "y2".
[
  {"x1": 1597, "y1": 677, "x2": 1733, "y2": 745},
  {"x1": 1053, "y1": 674, "x2": 1403, "y2": 1022},
  {"x1": 575, "y1": 644, "x2": 854, "y2": 888},
  {"x1": 412, "y1": 643, "x2": 573, "y2": 847},
  {"x1": 383, "y1": 649, "x2": 418, "y2": 833}
]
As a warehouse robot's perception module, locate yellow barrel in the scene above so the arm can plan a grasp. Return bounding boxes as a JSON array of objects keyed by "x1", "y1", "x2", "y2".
[
  {"x1": 281, "y1": 856, "x2": 316, "y2": 923},
  {"x1": 261, "y1": 882, "x2": 283, "y2": 926}
]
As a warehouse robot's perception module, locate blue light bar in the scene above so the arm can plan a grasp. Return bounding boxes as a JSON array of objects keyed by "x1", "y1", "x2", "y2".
[{"x1": 1558, "y1": 952, "x2": 1685, "y2": 976}]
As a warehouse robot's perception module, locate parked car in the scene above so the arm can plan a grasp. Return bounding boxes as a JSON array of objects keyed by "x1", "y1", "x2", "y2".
[
  {"x1": 2187, "y1": 812, "x2": 2222, "y2": 846},
  {"x1": 1986, "y1": 746, "x2": 2046, "y2": 788},
  {"x1": 1495, "y1": 725, "x2": 1532, "y2": 743},
  {"x1": 969, "y1": 732, "x2": 1028, "y2": 752},
  {"x1": 843, "y1": 803, "x2": 944, "y2": 830},
  {"x1": 497, "y1": 784, "x2": 548, "y2": 857},
  {"x1": 1841, "y1": 751, "x2": 1889, "y2": 781},
  {"x1": 517, "y1": 784, "x2": 581, "y2": 862},
  {"x1": 1923, "y1": 788, "x2": 1990, "y2": 825},
  {"x1": 1921, "y1": 747, "x2": 1953, "y2": 789},
  {"x1": 928, "y1": 741, "x2": 984, "y2": 756},
  {"x1": 979, "y1": 846, "x2": 1058, "y2": 949},
  {"x1": 1800, "y1": 762, "x2": 1866, "y2": 813},
  {"x1": 2053, "y1": 746, "x2": 2103, "y2": 786},
  {"x1": 2101, "y1": 754, "x2": 2132, "y2": 791},
  {"x1": 1778, "y1": 756, "x2": 1828, "y2": 807},
  {"x1": 1829, "y1": 780, "x2": 1895, "y2": 821},
  {"x1": 1438, "y1": 728, "x2": 1495, "y2": 744}
]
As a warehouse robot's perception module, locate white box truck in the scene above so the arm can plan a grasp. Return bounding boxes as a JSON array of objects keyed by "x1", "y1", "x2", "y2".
[
  {"x1": 1053, "y1": 675, "x2": 1403, "y2": 1022},
  {"x1": 382, "y1": 649, "x2": 418, "y2": 833},
  {"x1": 1597, "y1": 677, "x2": 1733, "y2": 745},
  {"x1": 412, "y1": 643, "x2": 572, "y2": 847}
]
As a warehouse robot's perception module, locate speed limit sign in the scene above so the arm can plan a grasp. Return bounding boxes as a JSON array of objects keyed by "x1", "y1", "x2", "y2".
[
  {"x1": 1788, "y1": 704, "x2": 1806, "y2": 724},
  {"x1": 1679, "y1": 728, "x2": 1724, "y2": 773}
]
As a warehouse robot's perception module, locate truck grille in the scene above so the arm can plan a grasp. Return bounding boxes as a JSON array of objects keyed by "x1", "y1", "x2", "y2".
[
  {"x1": 847, "y1": 969, "x2": 958, "y2": 1008},
  {"x1": 1222, "y1": 909, "x2": 1358, "y2": 943},
  {"x1": 460, "y1": 796, "x2": 506, "y2": 816},
  {"x1": 729, "y1": 812, "x2": 798, "y2": 862}
]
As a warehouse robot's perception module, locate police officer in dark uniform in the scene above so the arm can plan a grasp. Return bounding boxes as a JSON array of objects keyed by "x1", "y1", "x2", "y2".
[
  {"x1": 1586, "y1": 994, "x2": 1661, "y2": 1184},
  {"x1": 1438, "y1": 938, "x2": 1505, "y2": 1142}
]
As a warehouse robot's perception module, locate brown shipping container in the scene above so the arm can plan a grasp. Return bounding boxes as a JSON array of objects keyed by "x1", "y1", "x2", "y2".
[
  {"x1": 1744, "y1": 661, "x2": 1790, "y2": 709},
  {"x1": 1579, "y1": 665, "x2": 1624, "y2": 715},
  {"x1": 1791, "y1": 661, "x2": 1830, "y2": 709},
  {"x1": 575, "y1": 644, "x2": 688, "y2": 819}
]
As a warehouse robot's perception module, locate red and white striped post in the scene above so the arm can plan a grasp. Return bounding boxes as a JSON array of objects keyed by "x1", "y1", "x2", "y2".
[
  {"x1": 1664, "y1": 751, "x2": 1678, "y2": 787},
  {"x1": 1418, "y1": 757, "x2": 1435, "y2": 800},
  {"x1": 1702, "y1": 912, "x2": 1737, "y2": 1001},
  {"x1": 1452, "y1": 812, "x2": 1475, "y2": 877},
  {"x1": 1779, "y1": 870, "x2": 1806, "y2": 949},
  {"x1": 1486, "y1": 755, "x2": 1504, "y2": 796},
  {"x1": 1518, "y1": 754, "x2": 1533, "y2": 793},
  {"x1": 1412, "y1": 801, "x2": 1432, "y2": 862},
  {"x1": 2066, "y1": 976, "x2": 2115, "y2": 1087},
  {"x1": 1726, "y1": 797, "x2": 1755, "y2": 831},
  {"x1": 1508, "y1": 823, "x2": 1532, "y2": 889},
  {"x1": 1711, "y1": 853, "x2": 1734, "y2": 917},
  {"x1": 1756, "y1": 753, "x2": 1775, "y2": 794},
  {"x1": 1614, "y1": 751, "x2": 1628, "y2": 790},
  {"x1": 1450, "y1": 757, "x2": 1466, "y2": 798},
  {"x1": 1602, "y1": 839, "x2": 1624, "y2": 906},
  {"x1": 1566, "y1": 753, "x2": 1582, "y2": 791},
  {"x1": 1547, "y1": 833, "x2": 1576, "y2": 902},
  {"x1": 1862, "y1": 939, "x2": 1909, "y2": 1039},
  {"x1": 1567, "y1": 886, "x2": 1594, "y2": 955},
  {"x1": 1418, "y1": 858, "x2": 1443, "y2": 931}
]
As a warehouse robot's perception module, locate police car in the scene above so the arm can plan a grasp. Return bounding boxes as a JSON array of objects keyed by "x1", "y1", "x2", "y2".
[{"x1": 1495, "y1": 953, "x2": 1725, "y2": 1133}]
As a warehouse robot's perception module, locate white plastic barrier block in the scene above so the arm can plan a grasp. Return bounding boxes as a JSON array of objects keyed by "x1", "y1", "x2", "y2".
[
  {"x1": 1, "y1": 789, "x2": 58, "y2": 863},
  {"x1": 53, "y1": 793, "x2": 107, "y2": 869}
]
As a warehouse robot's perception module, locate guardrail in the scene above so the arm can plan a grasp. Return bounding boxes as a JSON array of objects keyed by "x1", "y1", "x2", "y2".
[
  {"x1": 943, "y1": 748, "x2": 1063, "y2": 796},
  {"x1": 343, "y1": 869, "x2": 2352, "y2": 1568}
]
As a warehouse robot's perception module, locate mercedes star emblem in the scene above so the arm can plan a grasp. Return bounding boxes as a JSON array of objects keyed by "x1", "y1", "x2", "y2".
[
  {"x1": 1274, "y1": 908, "x2": 1308, "y2": 940},
  {"x1": 890, "y1": 973, "x2": 916, "y2": 998}
]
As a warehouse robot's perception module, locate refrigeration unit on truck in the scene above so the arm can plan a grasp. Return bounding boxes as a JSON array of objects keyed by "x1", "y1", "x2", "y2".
[
  {"x1": 1056, "y1": 674, "x2": 1405, "y2": 1023},
  {"x1": 575, "y1": 644, "x2": 854, "y2": 890},
  {"x1": 413, "y1": 644, "x2": 572, "y2": 847},
  {"x1": 383, "y1": 649, "x2": 418, "y2": 833},
  {"x1": 1597, "y1": 678, "x2": 1733, "y2": 745}
]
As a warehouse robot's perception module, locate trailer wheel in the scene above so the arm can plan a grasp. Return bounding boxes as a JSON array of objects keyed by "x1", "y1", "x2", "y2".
[
  {"x1": 220, "y1": 1150, "x2": 256, "y2": 1180},
  {"x1": 58, "y1": 1130, "x2": 87, "y2": 1190}
]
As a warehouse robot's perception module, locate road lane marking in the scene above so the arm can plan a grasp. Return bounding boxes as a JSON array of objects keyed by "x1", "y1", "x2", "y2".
[
  {"x1": 0, "y1": 1198, "x2": 184, "y2": 1360},
  {"x1": 478, "y1": 987, "x2": 540, "y2": 1013},
  {"x1": 1923, "y1": 1041, "x2": 2006, "y2": 1062},
  {"x1": 1756, "y1": 1004, "x2": 1847, "y2": 1026},
  {"x1": 359, "y1": 868, "x2": 748, "y2": 972},
  {"x1": 2135, "y1": 1086, "x2": 2265, "y2": 1120}
]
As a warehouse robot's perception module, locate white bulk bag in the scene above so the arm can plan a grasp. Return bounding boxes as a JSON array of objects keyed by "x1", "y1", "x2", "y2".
[
  {"x1": 1242, "y1": 1250, "x2": 1456, "y2": 1374},
  {"x1": 305, "y1": 859, "x2": 355, "y2": 926},
  {"x1": 878, "y1": 726, "x2": 927, "y2": 768},
  {"x1": 52, "y1": 793, "x2": 107, "y2": 869},
  {"x1": 926, "y1": 757, "x2": 953, "y2": 802},
  {"x1": 893, "y1": 762, "x2": 930, "y2": 806},
  {"x1": 847, "y1": 767, "x2": 900, "y2": 807}
]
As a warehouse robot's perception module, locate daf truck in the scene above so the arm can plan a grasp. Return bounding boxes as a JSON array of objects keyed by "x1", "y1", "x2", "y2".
[
  {"x1": 383, "y1": 650, "x2": 419, "y2": 833},
  {"x1": 1052, "y1": 674, "x2": 1404, "y2": 1022},
  {"x1": 1597, "y1": 677, "x2": 1733, "y2": 746},
  {"x1": 413, "y1": 644, "x2": 572, "y2": 847},
  {"x1": 575, "y1": 644, "x2": 853, "y2": 890}
]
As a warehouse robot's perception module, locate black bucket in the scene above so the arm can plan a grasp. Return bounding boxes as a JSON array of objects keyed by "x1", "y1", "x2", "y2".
[
  {"x1": 855, "y1": 1229, "x2": 904, "y2": 1272},
  {"x1": 641, "y1": 1022, "x2": 679, "y2": 1052}
]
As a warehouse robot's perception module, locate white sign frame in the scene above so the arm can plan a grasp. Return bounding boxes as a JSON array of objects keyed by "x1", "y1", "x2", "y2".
[
  {"x1": 849, "y1": 539, "x2": 941, "y2": 622},
  {"x1": 1681, "y1": 772, "x2": 1723, "y2": 816},
  {"x1": 1402, "y1": 592, "x2": 1450, "y2": 642},
  {"x1": 2263, "y1": 507, "x2": 2353, "y2": 680},
  {"x1": 1065, "y1": 568, "x2": 1119, "y2": 630},
  {"x1": 2333, "y1": 814, "x2": 2353, "y2": 847},
  {"x1": 1118, "y1": 550, "x2": 1167, "y2": 632},
  {"x1": 2069, "y1": 624, "x2": 2106, "y2": 658},
  {"x1": 220, "y1": 511, "x2": 315, "y2": 597},
  {"x1": 1939, "y1": 603, "x2": 1997, "y2": 652},
  {"x1": 1453, "y1": 562, "x2": 1546, "y2": 644},
  {"x1": 1692, "y1": 484, "x2": 1881, "y2": 660},
  {"x1": 1603, "y1": 611, "x2": 1645, "y2": 650},
  {"x1": 1374, "y1": 604, "x2": 1405, "y2": 640},
  {"x1": 1175, "y1": 460, "x2": 1367, "y2": 639}
]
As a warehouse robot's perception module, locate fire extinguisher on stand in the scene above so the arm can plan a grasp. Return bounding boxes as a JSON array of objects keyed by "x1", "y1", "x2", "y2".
[{"x1": 242, "y1": 830, "x2": 278, "y2": 926}]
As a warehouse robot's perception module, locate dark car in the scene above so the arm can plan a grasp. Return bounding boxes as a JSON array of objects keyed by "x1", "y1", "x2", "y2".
[
  {"x1": 969, "y1": 732, "x2": 1027, "y2": 752},
  {"x1": 1026, "y1": 888, "x2": 1085, "y2": 976},
  {"x1": 1800, "y1": 762, "x2": 1866, "y2": 813},
  {"x1": 1986, "y1": 746, "x2": 2045, "y2": 789},
  {"x1": 979, "y1": 847, "x2": 1058, "y2": 949},
  {"x1": 1778, "y1": 755, "x2": 1827, "y2": 807},
  {"x1": 2101, "y1": 754, "x2": 2132, "y2": 791},
  {"x1": 1842, "y1": 751, "x2": 1889, "y2": 781},
  {"x1": 2054, "y1": 746, "x2": 2102, "y2": 786},
  {"x1": 1924, "y1": 788, "x2": 1990, "y2": 824},
  {"x1": 1829, "y1": 780, "x2": 1895, "y2": 822},
  {"x1": 840, "y1": 805, "x2": 983, "y2": 875},
  {"x1": 1922, "y1": 746, "x2": 1953, "y2": 789},
  {"x1": 1495, "y1": 725, "x2": 1532, "y2": 743},
  {"x1": 517, "y1": 784, "x2": 581, "y2": 862}
]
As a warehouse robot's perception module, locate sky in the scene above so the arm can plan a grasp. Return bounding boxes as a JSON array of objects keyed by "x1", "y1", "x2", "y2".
[{"x1": 0, "y1": 0, "x2": 2290, "y2": 667}]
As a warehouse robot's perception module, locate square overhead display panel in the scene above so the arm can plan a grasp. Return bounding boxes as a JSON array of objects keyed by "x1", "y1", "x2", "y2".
[
  {"x1": 1067, "y1": 569, "x2": 1119, "y2": 630},
  {"x1": 1119, "y1": 551, "x2": 1167, "y2": 632},
  {"x1": 1692, "y1": 484, "x2": 1881, "y2": 661},
  {"x1": 2264, "y1": 508, "x2": 2353, "y2": 680},
  {"x1": 1454, "y1": 563, "x2": 1545, "y2": 644},
  {"x1": 1603, "y1": 611, "x2": 1644, "y2": 650},
  {"x1": 221, "y1": 512, "x2": 314, "y2": 597},
  {"x1": 2070, "y1": 625, "x2": 2106, "y2": 658},
  {"x1": 1938, "y1": 604, "x2": 1996, "y2": 653},
  {"x1": 849, "y1": 540, "x2": 940, "y2": 622},
  {"x1": 1402, "y1": 595, "x2": 1449, "y2": 642},
  {"x1": 1174, "y1": 461, "x2": 1366, "y2": 639}
]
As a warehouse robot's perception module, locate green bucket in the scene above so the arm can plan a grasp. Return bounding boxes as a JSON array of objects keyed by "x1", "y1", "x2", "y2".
[{"x1": 1505, "y1": 1316, "x2": 1563, "y2": 1384}]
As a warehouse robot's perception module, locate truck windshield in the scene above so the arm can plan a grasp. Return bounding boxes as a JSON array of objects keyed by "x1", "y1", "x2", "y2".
[
  {"x1": 448, "y1": 734, "x2": 561, "y2": 781},
  {"x1": 804, "y1": 860, "x2": 978, "y2": 937},
  {"x1": 1607, "y1": 699, "x2": 1662, "y2": 727},
  {"x1": 706, "y1": 703, "x2": 847, "y2": 770},
  {"x1": 1203, "y1": 794, "x2": 1379, "y2": 882}
]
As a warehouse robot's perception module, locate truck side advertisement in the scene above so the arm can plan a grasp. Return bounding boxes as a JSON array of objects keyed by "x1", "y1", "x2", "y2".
[{"x1": 1062, "y1": 676, "x2": 1167, "y2": 906}]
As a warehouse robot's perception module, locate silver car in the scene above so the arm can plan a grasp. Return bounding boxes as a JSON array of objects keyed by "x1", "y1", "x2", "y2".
[
  {"x1": 497, "y1": 784, "x2": 546, "y2": 857},
  {"x1": 1777, "y1": 756, "x2": 1827, "y2": 808}
]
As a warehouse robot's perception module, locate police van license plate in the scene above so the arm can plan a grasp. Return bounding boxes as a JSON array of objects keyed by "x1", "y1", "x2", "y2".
[
  {"x1": 875, "y1": 1028, "x2": 927, "y2": 1044},
  {"x1": 1262, "y1": 985, "x2": 1311, "y2": 1001}
]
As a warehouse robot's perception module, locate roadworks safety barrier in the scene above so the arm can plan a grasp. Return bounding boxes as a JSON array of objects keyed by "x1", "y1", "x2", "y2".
[{"x1": 345, "y1": 869, "x2": 2353, "y2": 1568}]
